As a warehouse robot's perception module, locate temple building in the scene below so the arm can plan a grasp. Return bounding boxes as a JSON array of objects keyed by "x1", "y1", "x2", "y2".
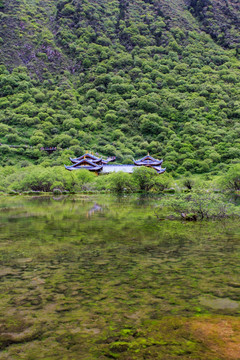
[
  {"x1": 134, "y1": 155, "x2": 165, "y2": 174},
  {"x1": 64, "y1": 153, "x2": 116, "y2": 173},
  {"x1": 64, "y1": 153, "x2": 166, "y2": 174}
]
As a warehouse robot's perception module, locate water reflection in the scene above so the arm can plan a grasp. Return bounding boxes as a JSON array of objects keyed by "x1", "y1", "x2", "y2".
[
  {"x1": 0, "y1": 194, "x2": 239, "y2": 359},
  {"x1": 87, "y1": 203, "x2": 103, "y2": 218}
]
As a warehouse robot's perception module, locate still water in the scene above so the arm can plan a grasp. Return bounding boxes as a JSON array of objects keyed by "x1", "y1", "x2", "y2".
[{"x1": 0, "y1": 195, "x2": 239, "y2": 359}]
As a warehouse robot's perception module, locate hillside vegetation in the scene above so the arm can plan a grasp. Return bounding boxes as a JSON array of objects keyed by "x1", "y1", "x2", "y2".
[{"x1": 0, "y1": 0, "x2": 239, "y2": 175}]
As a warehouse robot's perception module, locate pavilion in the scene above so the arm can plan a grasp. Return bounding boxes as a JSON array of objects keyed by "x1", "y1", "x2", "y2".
[
  {"x1": 134, "y1": 155, "x2": 165, "y2": 174},
  {"x1": 64, "y1": 153, "x2": 166, "y2": 174}
]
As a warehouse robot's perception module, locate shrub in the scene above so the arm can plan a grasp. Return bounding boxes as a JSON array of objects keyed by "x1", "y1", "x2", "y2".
[
  {"x1": 132, "y1": 167, "x2": 157, "y2": 191},
  {"x1": 0, "y1": 123, "x2": 10, "y2": 136},
  {"x1": 153, "y1": 173, "x2": 173, "y2": 192},
  {"x1": 7, "y1": 166, "x2": 76, "y2": 192},
  {"x1": 219, "y1": 164, "x2": 240, "y2": 191},
  {"x1": 182, "y1": 177, "x2": 195, "y2": 190},
  {"x1": 74, "y1": 170, "x2": 96, "y2": 191},
  {"x1": 0, "y1": 144, "x2": 10, "y2": 154},
  {"x1": 108, "y1": 172, "x2": 135, "y2": 193},
  {"x1": 159, "y1": 191, "x2": 240, "y2": 220}
]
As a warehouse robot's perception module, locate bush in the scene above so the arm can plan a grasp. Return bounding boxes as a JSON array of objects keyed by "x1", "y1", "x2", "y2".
[
  {"x1": 153, "y1": 173, "x2": 173, "y2": 192},
  {"x1": 74, "y1": 170, "x2": 96, "y2": 191},
  {"x1": 132, "y1": 167, "x2": 157, "y2": 191},
  {"x1": 219, "y1": 164, "x2": 240, "y2": 191},
  {"x1": 182, "y1": 177, "x2": 195, "y2": 190},
  {"x1": 108, "y1": 172, "x2": 135, "y2": 193},
  {"x1": 0, "y1": 123, "x2": 10, "y2": 136},
  {"x1": 0, "y1": 144, "x2": 10, "y2": 154},
  {"x1": 7, "y1": 166, "x2": 76, "y2": 192},
  {"x1": 159, "y1": 191, "x2": 240, "y2": 220}
]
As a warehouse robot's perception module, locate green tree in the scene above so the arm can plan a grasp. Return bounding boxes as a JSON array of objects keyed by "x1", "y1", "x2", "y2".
[
  {"x1": 108, "y1": 172, "x2": 134, "y2": 193},
  {"x1": 219, "y1": 164, "x2": 240, "y2": 191},
  {"x1": 132, "y1": 167, "x2": 157, "y2": 191}
]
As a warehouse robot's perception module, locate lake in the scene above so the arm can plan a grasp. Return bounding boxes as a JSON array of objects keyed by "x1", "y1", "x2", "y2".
[{"x1": 0, "y1": 195, "x2": 239, "y2": 359}]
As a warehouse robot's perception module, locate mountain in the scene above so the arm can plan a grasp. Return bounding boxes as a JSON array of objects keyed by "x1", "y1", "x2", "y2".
[{"x1": 0, "y1": 0, "x2": 239, "y2": 174}]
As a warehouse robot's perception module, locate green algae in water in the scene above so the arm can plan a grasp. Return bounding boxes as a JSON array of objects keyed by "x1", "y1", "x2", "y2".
[
  {"x1": 0, "y1": 194, "x2": 239, "y2": 359},
  {"x1": 199, "y1": 297, "x2": 239, "y2": 310}
]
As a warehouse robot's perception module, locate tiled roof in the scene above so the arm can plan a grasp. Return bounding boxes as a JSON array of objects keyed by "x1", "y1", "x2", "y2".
[
  {"x1": 152, "y1": 167, "x2": 166, "y2": 174},
  {"x1": 134, "y1": 155, "x2": 163, "y2": 166},
  {"x1": 70, "y1": 153, "x2": 101, "y2": 163},
  {"x1": 65, "y1": 164, "x2": 103, "y2": 171},
  {"x1": 70, "y1": 154, "x2": 116, "y2": 164},
  {"x1": 135, "y1": 155, "x2": 157, "y2": 162},
  {"x1": 71, "y1": 158, "x2": 101, "y2": 168},
  {"x1": 134, "y1": 160, "x2": 163, "y2": 166}
]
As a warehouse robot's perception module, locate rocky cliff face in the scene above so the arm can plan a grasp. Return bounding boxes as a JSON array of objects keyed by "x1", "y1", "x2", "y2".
[
  {"x1": 0, "y1": 0, "x2": 239, "y2": 74},
  {"x1": 188, "y1": 0, "x2": 240, "y2": 48}
]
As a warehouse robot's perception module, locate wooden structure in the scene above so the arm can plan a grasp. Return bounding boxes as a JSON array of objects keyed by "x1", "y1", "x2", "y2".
[
  {"x1": 65, "y1": 153, "x2": 116, "y2": 172},
  {"x1": 134, "y1": 155, "x2": 165, "y2": 174},
  {"x1": 65, "y1": 153, "x2": 165, "y2": 174},
  {"x1": 41, "y1": 147, "x2": 57, "y2": 154}
]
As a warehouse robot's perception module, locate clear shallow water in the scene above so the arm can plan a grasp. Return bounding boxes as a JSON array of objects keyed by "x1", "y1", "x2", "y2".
[{"x1": 0, "y1": 195, "x2": 239, "y2": 359}]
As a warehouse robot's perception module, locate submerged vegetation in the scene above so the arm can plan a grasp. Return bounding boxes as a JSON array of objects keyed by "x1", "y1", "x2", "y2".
[
  {"x1": 156, "y1": 191, "x2": 240, "y2": 221},
  {"x1": 0, "y1": 195, "x2": 239, "y2": 359}
]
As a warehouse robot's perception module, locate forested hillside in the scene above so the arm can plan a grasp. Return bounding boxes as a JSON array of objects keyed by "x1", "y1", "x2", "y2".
[{"x1": 0, "y1": 0, "x2": 239, "y2": 175}]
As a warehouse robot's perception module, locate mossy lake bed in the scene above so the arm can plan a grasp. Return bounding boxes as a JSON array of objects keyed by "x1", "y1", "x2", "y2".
[{"x1": 0, "y1": 194, "x2": 239, "y2": 359}]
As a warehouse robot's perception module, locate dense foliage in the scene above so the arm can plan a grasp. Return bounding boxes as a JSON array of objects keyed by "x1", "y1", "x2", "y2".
[
  {"x1": 0, "y1": 166, "x2": 173, "y2": 193},
  {"x1": 158, "y1": 191, "x2": 240, "y2": 220},
  {"x1": 0, "y1": 163, "x2": 239, "y2": 194},
  {"x1": 219, "y1": 163, "x2": 240, "y2": 191},
  {"x1": 0, "y1": 0, "x2": 239, "y2": 175}
]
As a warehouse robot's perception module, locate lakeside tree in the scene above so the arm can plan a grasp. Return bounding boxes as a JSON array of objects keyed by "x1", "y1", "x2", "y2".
[
  {"x1": 219, "y1": 164, "x2": 240, "y2": 191},
  {"x1": 157, "y1": 191, "x2": 240, "y2": 221}
]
